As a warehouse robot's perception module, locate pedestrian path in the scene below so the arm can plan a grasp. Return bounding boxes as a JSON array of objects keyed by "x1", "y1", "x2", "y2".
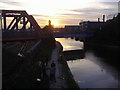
[{"x1": 47, "y1": 42, "x2": 68, "y2": 88}]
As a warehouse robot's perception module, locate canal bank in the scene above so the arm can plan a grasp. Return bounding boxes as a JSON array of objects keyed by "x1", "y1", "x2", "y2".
[
  {"x1": 2, "y1": 36, "x2": 56, "y2": 88},
  {"x1": 2, "y1": 37, "x2": 79, "y2": 88},
  {"x1": 48, "y1": 41, "x2": 79, "y2": 88}
]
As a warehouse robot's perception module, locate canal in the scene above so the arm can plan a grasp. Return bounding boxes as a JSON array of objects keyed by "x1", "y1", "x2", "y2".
[{"x1": 55, "y1": 38, "x2": 119, "y2": 88}]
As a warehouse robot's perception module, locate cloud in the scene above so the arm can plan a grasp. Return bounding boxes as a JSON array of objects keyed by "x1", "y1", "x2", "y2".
[
  {"x1": 60, "y1": 13, "x2": 82, "y2": 16},
  {"x1": 96, "y1": 0, "x2": 119, "y2": 2},
  {"x1": 0, "y1": 2, "x2": 24, "y2": 6},
  {"x1": 72, "y1": 2, "x2": 118, "y2": 13},
  {"x1": 72, "y1": 8, "x2": 117, "y2": 15},
  {"x1": 62, "y1": 2, "x2": 118, "y2": 21},
  {"x1": 0, "y1": 0, "x2": 10, "y2": 2},
  {"x1": 60, "y1": 19, "x2": 81, "y2": 25},
  {"x1": 0, "y1": 1, "x2": 119, "y2": 27},
  {"x1": 0, "y1": 2, "x2": 26, "y2": 11},
  {"x1": 0, "y1": 2, "x2": 25, "y2": 10},
  {"x1": 32, "y1": 14, "x2": 50, "y2": 17},
  {"x1": 55, "y1": 2, "x2": 118, "y2": 22}
]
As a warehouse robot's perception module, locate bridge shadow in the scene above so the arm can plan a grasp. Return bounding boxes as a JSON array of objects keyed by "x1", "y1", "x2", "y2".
[{"x1": 63, "y1": 49, "x2": 85, "y2": 61}]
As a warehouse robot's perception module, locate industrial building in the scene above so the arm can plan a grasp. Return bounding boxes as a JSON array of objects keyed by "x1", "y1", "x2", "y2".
[
  {"x1": 79, "y1": 21, "x2": 105, "y2": 31},
  {"x1": 65, "y1": 15, "x2": 106, "y2": 31},
  {"x1": 65, "y1": 25, "x2": 80, "y2": 31}
]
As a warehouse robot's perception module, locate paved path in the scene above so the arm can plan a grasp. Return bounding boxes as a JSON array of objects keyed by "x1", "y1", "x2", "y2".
[{"x1": 47, "y1": 42, "x2": 68, "y2": 88}]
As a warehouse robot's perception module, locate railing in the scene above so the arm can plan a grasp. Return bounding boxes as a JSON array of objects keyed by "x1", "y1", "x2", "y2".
[{"x1": 1, "y1": 10, "x2": 45, "y2": 41}]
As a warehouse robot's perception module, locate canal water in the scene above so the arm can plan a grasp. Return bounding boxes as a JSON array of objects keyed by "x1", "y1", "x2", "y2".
[{"x1": 55, "y1": 38, "x2": 119, "y2": 88}]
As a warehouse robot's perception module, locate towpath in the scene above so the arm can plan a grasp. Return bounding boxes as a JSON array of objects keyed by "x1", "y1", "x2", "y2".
[{"x1": 46, "y1": 42, "x2": 68, "y2": 88}]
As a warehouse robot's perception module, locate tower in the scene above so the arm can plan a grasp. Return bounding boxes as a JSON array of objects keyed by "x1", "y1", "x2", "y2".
[{"x1": 48, "y1": 20, "x2": 51, "y2": 26}]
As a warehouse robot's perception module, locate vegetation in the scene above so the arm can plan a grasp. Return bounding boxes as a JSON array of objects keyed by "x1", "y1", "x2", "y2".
[
  {"x1": 36, "y1": 36, "x2": 56, "y2": 62},
  {"x1": 3, "y1": 33, "x2": 56, "y2": 88}
]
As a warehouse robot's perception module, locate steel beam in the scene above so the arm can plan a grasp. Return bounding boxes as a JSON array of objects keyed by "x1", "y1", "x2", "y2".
[
  {"x1": 10, "y1": 16, "x2": 22, "y2": 30},
  {"x1": 7, "y1": 17, "x2": 17, "y2": 30},
  {"x1": 4, "y1": 15, "x2": 21, "y2": 17},
  {"x1": 1, "y1": 10, "x2": 26, "y2": 14},
  {"x1": 23, "y1": 17, "x2": 26, "y2": 29},
  {"x1": 3, "y1": 15, "x2": 6, "y2": 30},
  {"x1": 16, "y1": 17, "x2": 18, "y2": 30},
  {"x1": 21, "y1": 19, "x2": 29, "y2": 30},
  {"x1": 1, "y1": 10, "x2": 46, "y2": 41}
]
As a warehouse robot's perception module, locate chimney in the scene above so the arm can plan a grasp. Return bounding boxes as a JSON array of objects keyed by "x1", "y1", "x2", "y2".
[
  {"x1": 103, "y1": 15, "x2": 105, "y2": 22},
  {"x1": 98, "y1": 18, "x2": 100, "y2": 22}
]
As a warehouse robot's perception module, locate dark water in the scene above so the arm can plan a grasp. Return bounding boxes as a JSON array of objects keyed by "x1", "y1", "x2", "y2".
[{"x1": 55, "y1": 38, "x2": 119, "y2": 88}]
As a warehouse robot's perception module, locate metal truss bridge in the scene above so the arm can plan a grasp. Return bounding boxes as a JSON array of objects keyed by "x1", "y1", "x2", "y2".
[{"x1": 0, "y1": 10, "x2": 94, "y2": 41}]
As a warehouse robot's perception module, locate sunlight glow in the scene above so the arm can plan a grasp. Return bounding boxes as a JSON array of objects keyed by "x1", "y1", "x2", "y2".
[
  {"x1": 51, "y1": 19, "x2": 60, "y2": 27},
  {"x1": 0, "y1": 0, "x2": 118, "y2": 27}
]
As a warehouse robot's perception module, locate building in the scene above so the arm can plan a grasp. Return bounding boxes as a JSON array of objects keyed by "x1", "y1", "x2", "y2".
[
  {"x1": 64, "y1": 15, "x2": 106, "y2": 31},
  {"x1": 64, "y1": 21, "x2": 105, "y2": 31},
  {"x1": 79, "y1": 21, "x2": 105, "y2": 30},
  {"x1": 65, "y1": 25, "x2": 81, "y2": 31}
]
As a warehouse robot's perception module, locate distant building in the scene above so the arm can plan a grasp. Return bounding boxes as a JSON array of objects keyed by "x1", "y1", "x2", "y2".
[
  {"x1": 79, "y1": 21, "x2": 105, "y2": 30},
  {"x1": 54, "y1": 28, "x2": 65, "y2": 32},
  {"x1": 64, "y1": 15, "x2": 106, "y2": 31},
  {"x1": 64, "y1": 21, "x2": 105, "y2": 31},
  {"x1": 65, "y1": 25, "x2": 80, "y2": 31}
]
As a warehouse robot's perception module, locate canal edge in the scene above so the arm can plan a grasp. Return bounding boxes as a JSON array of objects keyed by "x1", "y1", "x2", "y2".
[{"x1": 56, "y1": 41, "x2": 80, "y2": 89}]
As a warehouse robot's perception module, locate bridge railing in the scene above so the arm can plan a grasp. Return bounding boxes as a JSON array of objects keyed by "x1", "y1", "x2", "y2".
[
  {"x1": 0, "y1": 10, "x2": 45, "y2": 41},
  {"x1": 1, "y1": 10, "x2": 95, "y2": 41},
  {"x1": 1, "y1": 10, "x2": 41, "y2": 31}
]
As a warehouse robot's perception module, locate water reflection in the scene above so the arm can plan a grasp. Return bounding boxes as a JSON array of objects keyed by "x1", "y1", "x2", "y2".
[
  {"x1": 55, "y1": 38, "x2": 83, "y2": 51},
  {"x1": 56, "y1": 38, "x2": 119, "y2": 88},
  {"x1": 67, "y1": 51, "x2": 118, "y2": 88}
]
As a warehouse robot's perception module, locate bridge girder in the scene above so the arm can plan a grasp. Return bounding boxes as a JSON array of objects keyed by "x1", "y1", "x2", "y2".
[
  {"x1": 1, "y1": 10, "x2": 41, "y2": 31},
  {"x1": 0, "y1": 10, "x2": 95, "y2": 41},
  {"x1": 0, "y1": 10, "x2": 44, "y2": 41}
]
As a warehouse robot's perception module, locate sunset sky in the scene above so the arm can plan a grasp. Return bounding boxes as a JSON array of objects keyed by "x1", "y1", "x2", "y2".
[{"x1": 0, "y1": 0, "x2": 119, "y2": 28}]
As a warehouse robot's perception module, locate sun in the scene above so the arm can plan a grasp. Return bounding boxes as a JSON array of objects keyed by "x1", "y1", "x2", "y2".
[{"x1": 50, "y1": 19, "x2": 60, "y2": 27}]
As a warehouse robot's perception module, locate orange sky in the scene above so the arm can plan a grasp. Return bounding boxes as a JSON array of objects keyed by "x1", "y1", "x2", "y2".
[{"x1": 0, "y1": 0, "x2": 119, "y2": 28}]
